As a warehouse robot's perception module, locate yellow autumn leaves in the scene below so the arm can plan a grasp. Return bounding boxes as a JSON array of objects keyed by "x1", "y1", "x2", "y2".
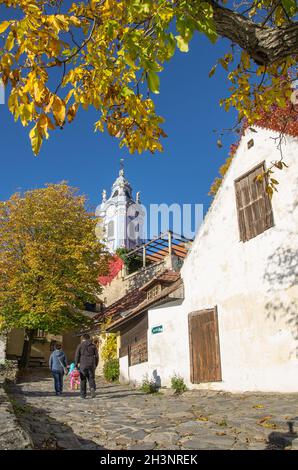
[
  {"x1": 217, "y1": 51, "x2": 296, "y2": 124},
  {"x1": 0, "y1": 183, "x2": 108, "y2": 333},
  {"x1": 0, "y1": 0, "x2": 172, "y2": 155},
  {"x1": 28, "y1": 96, "x2": 77, "y2": 155},
  {"x1": 0, "y1": 21, "x2": 10, "y2": 34},
  {"x1": 8, "y1": 70, "x2": 69, "y2": 154},
  {"x1": 0, "y1": 0, "x2": 296, "y2": 156}
]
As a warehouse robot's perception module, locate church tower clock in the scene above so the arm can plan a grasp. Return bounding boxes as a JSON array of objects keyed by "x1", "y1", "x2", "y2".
[{"x1": 98, "y1": 161, "x2": 144, "y2": 253}]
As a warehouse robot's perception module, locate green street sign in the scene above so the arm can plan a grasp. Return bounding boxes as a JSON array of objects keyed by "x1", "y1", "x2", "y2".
[{"x1": 151, "y1": 325, "x2": 163, "y2": 334}]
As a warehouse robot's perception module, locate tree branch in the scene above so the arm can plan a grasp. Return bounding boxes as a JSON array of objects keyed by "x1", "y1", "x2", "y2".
[{"x1": 206, "y1": 1, "x2": 298, "y2": 66}]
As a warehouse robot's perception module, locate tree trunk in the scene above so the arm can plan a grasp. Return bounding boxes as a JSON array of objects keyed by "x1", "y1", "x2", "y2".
[
  {"x1": 19, "y1": 329, "x2": 36, "y2": 369},
  {"x1": 194, "y1": 1, "x2": 298, "y2": 66}
]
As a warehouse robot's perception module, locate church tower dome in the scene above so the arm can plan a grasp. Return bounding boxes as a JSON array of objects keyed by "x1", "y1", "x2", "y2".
[{"x1": 98, "y1": 160, "x2": 144, "y2": 253}]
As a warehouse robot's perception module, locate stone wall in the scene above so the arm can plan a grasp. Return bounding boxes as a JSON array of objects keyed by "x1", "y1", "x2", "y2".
[
  {"x1": 94, "y1": 334, "x2": 106, "y2": 376},
  {"x1": 6, "y1": 329, "x2": 79, "y2": 364},
  {"x1": 0, "y1": 379, "x2": 32, "y2": 449},
  {"x1": 0, "y1": 334, "x2": 6, "y2": 363},
  {"x1": 0, "y1": 360, "x2": 19, "y2": 383},
  {"x1": 103, "y1": 255, "x2": 181, "y2": 307}
]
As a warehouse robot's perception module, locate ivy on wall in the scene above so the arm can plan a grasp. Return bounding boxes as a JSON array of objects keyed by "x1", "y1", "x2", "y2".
[
  {"x1": 101, "y1": 333, "x2": 117, "y2": 363},
  {"x1": 116, "y1": 248, "x2": 143, "y2": 274}
]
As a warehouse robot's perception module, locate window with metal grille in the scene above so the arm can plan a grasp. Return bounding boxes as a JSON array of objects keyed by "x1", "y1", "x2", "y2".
[
  {"x1": 128, "y1": 333, "x2": 148, "y2": 366},
  {"x1": 234, "y1": 162, "x2": 274, "y2": 242},
  {"x1": 147, "y1": 284, "x2": 161, "y2": 301},
  {"x1": 119, "y1": 314, "x2": 148, "y2": 366}
]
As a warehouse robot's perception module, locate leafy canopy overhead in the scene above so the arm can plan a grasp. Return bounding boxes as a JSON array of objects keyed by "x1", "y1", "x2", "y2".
[
  {"x1": 0, "y1": 183, "x2": 108, "y2": 334},
  {"x1": 0, "y1": 0, "x2": 297, "y2": 155}
]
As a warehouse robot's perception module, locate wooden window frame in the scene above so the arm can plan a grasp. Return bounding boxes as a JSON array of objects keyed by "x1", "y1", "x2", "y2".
[
  {"x1": 234, "y1": 161, "x2": 274, "y2": 242},
  {"x1": 247, "y1": 138, "x2": 254, "y2": 149},
  {"x1": 146, "y1": 283, "x2": 162, "y2": 301}
]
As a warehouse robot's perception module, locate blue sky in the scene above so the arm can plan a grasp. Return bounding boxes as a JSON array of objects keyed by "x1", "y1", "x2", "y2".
[{"x1": 0, "y1": 31, "x2": 237, "y2": 218}]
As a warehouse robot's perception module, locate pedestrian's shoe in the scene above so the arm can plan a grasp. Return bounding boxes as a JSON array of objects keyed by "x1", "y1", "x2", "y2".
[
  {"x1": 81, "y1": 395, "x2": 86, "y2": 399},
  {"x1": 90, "y1": 389, "x2": 96, "y2": 398}
]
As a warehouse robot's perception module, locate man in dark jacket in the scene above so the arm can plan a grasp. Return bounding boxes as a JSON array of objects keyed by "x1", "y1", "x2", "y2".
[
  {"x1": 75, "y1": 333, "x2": 99, "y2": 399},
  {"x1": 49, "y1": 343, "x2": 68, "y2": 396}
]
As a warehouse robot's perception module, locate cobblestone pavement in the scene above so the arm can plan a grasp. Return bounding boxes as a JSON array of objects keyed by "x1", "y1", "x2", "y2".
[
  {"x1": 0, "y1": 379, "x2": 32, "y2": 450},
  {"x1": 6, "y1": 369, "x2": 298, "y2": 450}
]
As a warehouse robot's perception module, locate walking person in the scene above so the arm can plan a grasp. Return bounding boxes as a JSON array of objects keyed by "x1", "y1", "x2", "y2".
[
  {"x1": 49, "y1": 343, "x2": 68, "y2": 396},
  {"x1": 75, "y1": 333, "x2": 99, "y2": 399}
]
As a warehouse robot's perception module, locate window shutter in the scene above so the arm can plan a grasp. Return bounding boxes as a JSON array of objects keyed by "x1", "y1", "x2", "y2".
[{"x1": 235, "y1": 163, "x2": 274, "y2": 242}]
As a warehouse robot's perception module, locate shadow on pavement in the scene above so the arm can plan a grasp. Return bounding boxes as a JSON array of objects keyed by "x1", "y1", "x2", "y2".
[
  {"x1": 16, "y1": 390, "x2": 81, "y2": 398},
  {"x1": 6, "y1": 382, "x2": 105, "y2": 450},
  {"x1": 266, "y1": 421, "x2": 298, "y2": 450},
  {"x1": 17, "y1": 367, "x2": 52, "y2": 384}
]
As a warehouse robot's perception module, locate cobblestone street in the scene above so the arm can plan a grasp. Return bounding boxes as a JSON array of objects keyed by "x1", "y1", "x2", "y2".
[{"x1": 5, "y1": 369, "x2": 298, "y2": 450}]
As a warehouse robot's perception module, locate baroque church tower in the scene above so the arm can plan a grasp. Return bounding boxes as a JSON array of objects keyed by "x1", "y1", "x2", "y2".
[{"x1": 98, "y1": 161, "x2": 143, "y2": 253}]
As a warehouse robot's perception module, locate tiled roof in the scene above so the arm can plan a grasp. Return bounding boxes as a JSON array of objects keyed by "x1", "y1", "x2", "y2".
[
  {"x1": 253, "y1": 102, "x2": 298, "y2": 138},
  {"x1": 94, "y1": 270, "x2": 182, "y2": 328},
  {"x1": 106, "y1": 276, "x2": 183, "y2": 332},
  {"x1": 93, "y1": 287, "x2": 146, "y2": 322}
]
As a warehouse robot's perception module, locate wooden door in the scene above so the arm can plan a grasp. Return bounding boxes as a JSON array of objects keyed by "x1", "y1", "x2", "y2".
[{"x1": 189, "y1": 308, "x2": 222, "y2": 383}]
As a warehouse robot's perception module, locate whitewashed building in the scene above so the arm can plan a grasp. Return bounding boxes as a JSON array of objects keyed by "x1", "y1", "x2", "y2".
[{"x1": 110, "y1": 121, "x2": 298, "y2": 393}]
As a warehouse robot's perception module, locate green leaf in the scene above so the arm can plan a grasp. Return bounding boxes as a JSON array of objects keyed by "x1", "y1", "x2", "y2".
[
  {"x1": 147, "y1": 71, "x2": 160, "y2": 94},
  {"x1": 165, "y1": 33, "x2": 176, "y2": 59},
  {"x1": 120, "y1": 86, "x2": 134, "y2": 98},
  {"x1": 281, "y1": 0, "x2": 297, "y2": 15},
  {"x1": 176, "y1": 35, "x2": 189, "y2": 53}
]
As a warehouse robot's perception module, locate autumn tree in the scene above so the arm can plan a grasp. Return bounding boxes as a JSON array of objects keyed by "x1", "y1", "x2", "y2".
[
  {"x1": 0, "y1": 0, "x2": 297, "y2": 156},
  {"x1": 0, "y1": 183, "x2": 108, "y2": 367}
]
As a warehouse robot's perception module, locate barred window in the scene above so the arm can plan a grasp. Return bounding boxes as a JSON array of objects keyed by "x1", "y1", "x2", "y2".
[{"x1": 147, "y1": 284, "x2": 162, "y2": 301}]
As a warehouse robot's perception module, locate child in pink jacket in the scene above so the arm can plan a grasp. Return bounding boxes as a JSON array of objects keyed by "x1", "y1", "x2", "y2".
[{"x1": 68, "y1": 363, "x2": 81, "y2": 390}]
